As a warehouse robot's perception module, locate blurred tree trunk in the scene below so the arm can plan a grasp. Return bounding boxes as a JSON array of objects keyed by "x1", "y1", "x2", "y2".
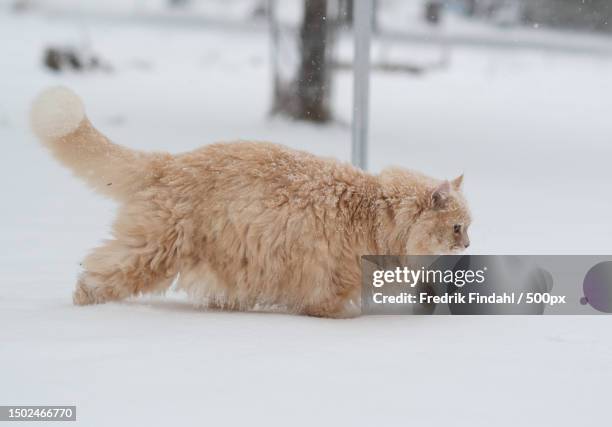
[
  {"x1": 424, "y1": 1, "x2": 443, "y2": 25},
  {"x1": 465, "y1": 0, "x2": 477, "y2": 16},
  {"x1": 340, "y1": 0, "x2": 354, "y2": 26},
  {"x1": 296, "y1": 0, "x2": 331, "y2": 121},
  {"x1": 270, "y1": 0, "x2": 335, "y2": 123}
]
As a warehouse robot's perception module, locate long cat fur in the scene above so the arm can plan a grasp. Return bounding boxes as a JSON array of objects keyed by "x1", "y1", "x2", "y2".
[{"x1": 30, "y1": 87, "x2": 471, "y2": 318}]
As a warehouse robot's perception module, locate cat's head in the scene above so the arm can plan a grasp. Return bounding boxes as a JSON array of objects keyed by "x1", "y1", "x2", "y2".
[
  {"x1": 407, "y1": 176, "x2": 471, "y2": 254},
  {"x1": 379, "y1": 169, "x2": 471, "y2": 255}
]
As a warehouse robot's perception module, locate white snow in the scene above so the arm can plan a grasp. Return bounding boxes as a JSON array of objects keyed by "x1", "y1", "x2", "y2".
[{"x1": 1, "y1": 4, "x2": 612, "y2": 426}]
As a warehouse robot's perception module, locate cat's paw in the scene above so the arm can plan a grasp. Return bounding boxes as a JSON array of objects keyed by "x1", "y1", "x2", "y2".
[
  {"x1": 302, "y1": 301, "x2": 360, "y2": 319},
  {"x1": 73, "y1": 278, "x2": 96, "y2": 305}
]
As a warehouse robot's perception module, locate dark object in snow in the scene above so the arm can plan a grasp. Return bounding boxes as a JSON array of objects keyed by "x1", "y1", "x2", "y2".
[
  {"x1": 522, "y1": 0, "x2": 612, "y2": 34},
  {"x1": 12, "y1": 0, "x2": 34, "y2": 12},
  {"x1": 43, "y1": 46, "x2": 110, "y2": 73},
  {"x1": 333, "y1": 57, "x2": 448, "y2": 76},
  {"x1": 424, "y1": 1, "x2": 443, "y2": 26},
  {"x1": 251, "y1": 0, "x2": 268, "y2": 19},
  {"x1": 168, "y1": 0, "x2": 189, "y2": 8}
]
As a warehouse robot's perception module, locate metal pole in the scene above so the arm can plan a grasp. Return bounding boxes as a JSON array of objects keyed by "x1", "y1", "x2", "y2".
[{"x1": 351, "y1": 0, "x2": 372, "y2": 170}]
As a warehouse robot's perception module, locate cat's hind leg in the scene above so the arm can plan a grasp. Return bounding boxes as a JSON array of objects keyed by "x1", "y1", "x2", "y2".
[{"x1": 73, "y1": 238, "x2": 178, "y2": 306}]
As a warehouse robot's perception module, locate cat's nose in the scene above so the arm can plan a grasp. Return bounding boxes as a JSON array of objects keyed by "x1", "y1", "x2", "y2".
[{"x1": 464, "y1": 242, "x2": 470, "y2": 248}]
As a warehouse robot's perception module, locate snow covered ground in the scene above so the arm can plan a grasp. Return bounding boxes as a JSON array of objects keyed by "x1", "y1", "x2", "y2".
[{"x1": 1, "y1": 4, "x2": 612, "y2": 426}]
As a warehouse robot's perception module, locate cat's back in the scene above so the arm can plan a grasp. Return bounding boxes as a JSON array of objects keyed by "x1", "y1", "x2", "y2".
[
  {"x1": 166, "y1": 141, "x2": 374, "y2": 229},
  {"x1": 190, "y1": 140, "x2": 323, "y2": 171},
  {"x1": 180, "y1": 140, "x2": 353, "y2": 188}
]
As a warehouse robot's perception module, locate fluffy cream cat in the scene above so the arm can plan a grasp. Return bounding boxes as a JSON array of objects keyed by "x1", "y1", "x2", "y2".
[{"x1": 30, "y1": 87, "x2": 471, "y2": 318}]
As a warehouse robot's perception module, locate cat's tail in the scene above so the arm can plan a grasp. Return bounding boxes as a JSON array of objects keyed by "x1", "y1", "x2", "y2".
[{"x1": 30, "y1": 86, "x2": 167, "y2": 201}]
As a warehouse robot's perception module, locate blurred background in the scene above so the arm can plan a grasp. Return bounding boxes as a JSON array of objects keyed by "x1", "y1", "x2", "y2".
[
  {"x1": 1, "y1": 0, "x2": 612, "y2": 257},
  {"x1": 2, "y1": 3, "x2": 612, "y2": 425}
]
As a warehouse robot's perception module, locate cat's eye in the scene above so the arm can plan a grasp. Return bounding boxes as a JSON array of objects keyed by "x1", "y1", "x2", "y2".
[{"x1": 453, "y1": 224, "x2": 461, "y2": 234}]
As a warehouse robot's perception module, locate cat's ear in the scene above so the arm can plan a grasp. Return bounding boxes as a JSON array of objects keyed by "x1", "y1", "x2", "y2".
[
  {"x1": 452, "y1": 174, "x2": 464, "y2": 190},
  {"x1": 430, "y1": 181, "x2": 451, "y2": 209}
]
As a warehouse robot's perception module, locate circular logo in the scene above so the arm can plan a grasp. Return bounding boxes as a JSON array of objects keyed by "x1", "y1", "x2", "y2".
[{"x1": 581, "y1": 262, "x2": 612, "y2": 313}]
